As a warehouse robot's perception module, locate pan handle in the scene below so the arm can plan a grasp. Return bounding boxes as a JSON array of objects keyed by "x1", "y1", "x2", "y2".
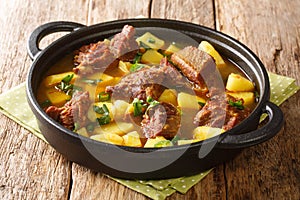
[
  {"x1": 218, "y1": 101, "x2": 284, "y2": 149},
  {"x1": 27, "y1": 21, "x2": 86, "y2": 60}
]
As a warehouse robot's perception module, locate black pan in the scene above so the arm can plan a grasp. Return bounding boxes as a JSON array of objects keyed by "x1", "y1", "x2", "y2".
[{"x1": 26, "y1": 19, "x2": 284, "y2": 179}]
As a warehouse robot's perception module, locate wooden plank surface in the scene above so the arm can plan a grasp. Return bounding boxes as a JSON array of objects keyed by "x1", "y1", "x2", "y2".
[
  {"x1": 216, "y1": 1, "x2": 300, "y2": 199},
  {"x1": 0, "y1": 0, "x2": 299, "y2": 199},
  {"x1": 0, "y1": 0, "x2": 87, "y2": 199}
]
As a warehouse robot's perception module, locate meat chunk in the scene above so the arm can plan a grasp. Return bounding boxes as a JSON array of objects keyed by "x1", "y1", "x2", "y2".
[
  {"x1": 194, "y1": 90, "x2": 251, "y2": 130},
  {"x1": 74, "y1": 25, "x2": 138, "y2": 75},
  {"x1": 45, "y1": 91, "x2": 91, "y2": 130},
  {"x1": 106, "y1": 58, "x2": 190, "y2": 102},
  {"x1": 170, "y1": 46, "x2": 217, "y2": 89},
  {"x1": 110, "y1": 25, "x2": 139, "y2": 61},
  {"x1": 141, "y1": 102, "x2": 181, "y2": 139},
  {"x1": 74, "y1": 41, "x2": 117, "y2": 75},
  {"x1": 106, "y1": 65, "x2": 165, "y2": 101}
]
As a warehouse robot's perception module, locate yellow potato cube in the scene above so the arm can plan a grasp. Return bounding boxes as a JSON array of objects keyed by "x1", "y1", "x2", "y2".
[
  {"x1": 227, "y1": 92, "x2": 255, "y2": 106},
  {"x1": 198, "y1": 41, "x2": 226, "y2": 69},
  {"x1": 136, "y1": 32, "x2": 165, "y2": 49},
  {"x1": 118, "y1": 61, "x2": 131, "y2": 75},
  {"x1": 94, "y1": 122, "x2": 134, "y2": 136},
  {"x1": 44, "y1": 72, "x2": 77, "y2": 88},
  {"x1": 90, "y1": 134, "x2": 107, "y2": 143},
  {"x1": 76, "y1": 127, "x2": 89, "y2": 137},
  {"x1": 158, "y1": 89, "x2": 178, "y2": 106},
  {"x1": 177, "y1": 139, "x2": 200, "y2": 145},
  {"x1": 144, "y1": 136, "x2": 167, "y2": 148},
  {"x1": 177, "y1": 92, "x2": 199, "y2": 110},
  {"x1": 104, "y1": 133, "x2": 124, "y2": 145},
  {"x1": 141, "y1": 49, "x2": 164, "y2": 64},
  {"x1": 122, "y1": 131, "x2": 142, "y2": 147},
  {"x1": 226, "y1": 73, "x2": 255, "y2": 92},
  {"x1": 113, "y1": 100, "x2": 130, "y2": 120},
  {"x1": 91, "y1": 133, "x2": 123, "y2": 145},
  {"x1": 165, "y1": 43, "x2": 181, "y2": 55},
  {"x1": 45, "y1": 88, "x2": 71, "y2": 107},
  {"x1": 96, "y1": 73, "x2": 115, "y2": 87},
  {"x1": 193, "y1": 126, "x2": 225, "y2": 141}
]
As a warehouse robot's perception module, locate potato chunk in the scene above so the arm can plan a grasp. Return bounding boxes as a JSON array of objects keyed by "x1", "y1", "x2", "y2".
[
  {"x1": 44, "y1": 72, "x2": 76, "y2": 88},
  {"x1": 227, "y1": 92, "x2": 255, "y2": 106},
  {"x1": 158, "y1": 89, "x2": 178, "y2": 106},
  {"x1": 198, "y1": 41, "x2": 226, "y2": 69},
  {"x1": 94, "y1": 122, "x2": 134, "y2": 136},
  {"x1": 76, "y1": 127, "x2": 89, "y2": 137},
  {"x1": 193, "y1": 126, "x2": 225, "y2": 141},
  {"x1": 136, "y1": 32, "x2": 165, "y2": 49},
  {"x1": 177, "y1": 139, "x2": 200, "y2": 145},
  {"x1": 141, "y1": 49, "x2": 164, "y2": 64},
  {"x1": 226, "y1": 73, "x2": 255, "y2": 92},
  {"x1": 177, "y1": 92, "x2": 199, "y2": 110},
  {"x1": 165, "y1": 43, "x2": 181, "y2": 55},
  {"x1": 112, "y1": 100, "x2": 130, "y2": 120},
  {"x1": 122, "y1": 131, "x2": 142, "y2": 147},
  {"x1": 91, "y1": 133, "x2": 123, "y2": 145},
  {"x1": 45, "y1": 88, "x2": 71, "y2": 107},
  {"x1": 144, "y1": 136, "x2": 167, "y2": 148},
  {"x1": 118, "y1": 61, "x2": 131, "y2": 75}
]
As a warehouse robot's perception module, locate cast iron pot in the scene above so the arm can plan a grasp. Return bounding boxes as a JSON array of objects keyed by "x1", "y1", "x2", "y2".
[{"x1": 26, "y1": 19, "x2": 284, "y2": 179}]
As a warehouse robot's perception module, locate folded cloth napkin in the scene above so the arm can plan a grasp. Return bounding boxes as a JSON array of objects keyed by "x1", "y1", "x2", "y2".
[{"x1": 0, "y1": 72, "x2": 299, "y2": 200}]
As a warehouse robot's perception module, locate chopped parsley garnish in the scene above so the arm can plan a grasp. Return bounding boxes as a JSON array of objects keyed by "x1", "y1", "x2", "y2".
[
  {"x1": 41, "y1": 99, "x2": 51, "y2": 108},
  {"x1": 55, "y1": 74, "x2": 75, "y2": 95},
  {"x1": 133, "y1": 52, "x2": 143, "y2": 63},
  {"x1": 97, "y1": 115, "x2": 111, "y2": 125},
  {"x1": 198, "y1": 101, "x2": 205, "y2": 107},
  {"x1": 146, "y1": 96, "x2": 160, "y2": 109},
  {"x1": 93, "y1": 105, "x2": 105, "y2": 114},
  {"x1": 139, "y1": 41, "x2": 151, "y2": 50},
  {"x1": 130, "y1": 62, "x2": 145, "y2": 72},
  {"x1": 171, "y1": 135, "x2": 181, "y2": 145},
  {"x1": 73, "y1": 122, "x2": 80, "y2": 132},
  {"x1": 62, "y1": 74, "x2": 74, "y2": 83},
  {"x1": 93, "y1": 104, "x2": 109, "y2": 114},
  {"x1": 86, "y1": 123, "x2": 95, "y2": 132},
  {"x1": 94, "y1": 104, "x2": 111, "y2": 125},
  {"x1": 147, "y1": 37, "x2": 156, "y2": 44},
  {"x1": 132, "y1": 98, "x2": 146, "y2": 117},
  {"x1": 98, "y1": 92, "x2": 110, "y2": 102},
  {"x1": 228, "y1": 99, "x2": 244, "y2": 110},
  {"x1": 154, "y1": 140, "x2": 173, "y2": 147}
]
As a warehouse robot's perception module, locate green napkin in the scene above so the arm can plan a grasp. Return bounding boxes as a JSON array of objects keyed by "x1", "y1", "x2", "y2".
[{"x1": 0, "y1": 72, "x2": 299, "y2": 200}]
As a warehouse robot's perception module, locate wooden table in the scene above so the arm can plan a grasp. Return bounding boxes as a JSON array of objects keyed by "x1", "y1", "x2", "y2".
[{"x1": 0, "y1": 0, "x2": 299, "y2": 199}]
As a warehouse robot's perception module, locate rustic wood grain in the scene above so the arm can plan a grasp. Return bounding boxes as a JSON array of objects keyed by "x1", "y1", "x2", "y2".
[
  {"x1": 0, "y1": 0, "x2": 87, "y2": 199},
  {"x1": 0, "y1": 0, "x2": 299, "y2": 200},
  {"x1": 151, "y1": 0, "x2": 215, "y2": 29},
  {"x1": 86, "y1": 0, "x2": 150, "y2": 25},
  {"x1": 216, "y1": 0, "x2": 300, "y2": 199}
]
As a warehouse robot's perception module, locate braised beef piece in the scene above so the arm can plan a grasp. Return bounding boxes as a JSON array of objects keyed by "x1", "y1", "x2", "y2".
[
  {"x1": 141, "y1": 102, "x2": 181, "y2": 139},
  {"x1": 110, "y1": 25, "x2": 139, "y2": 61},
  {"x1": 74, "y1": 41, "x2": 117, "y2": 75},
  {"x1": 170, "y1": 46, "x2": 217, "y2": 90},
  {"x1": 194, "y1": 89, "x2": 251, "y2": 130},
  {"x1": 45, "y1": 91, "x2": 91, "y2": 130},
  {"x1": 106, "y1": 58, "x2": 190, "y2": 102},
  {"x1": 73, "y1": 25, "x2": 138, "y2": 75}
]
